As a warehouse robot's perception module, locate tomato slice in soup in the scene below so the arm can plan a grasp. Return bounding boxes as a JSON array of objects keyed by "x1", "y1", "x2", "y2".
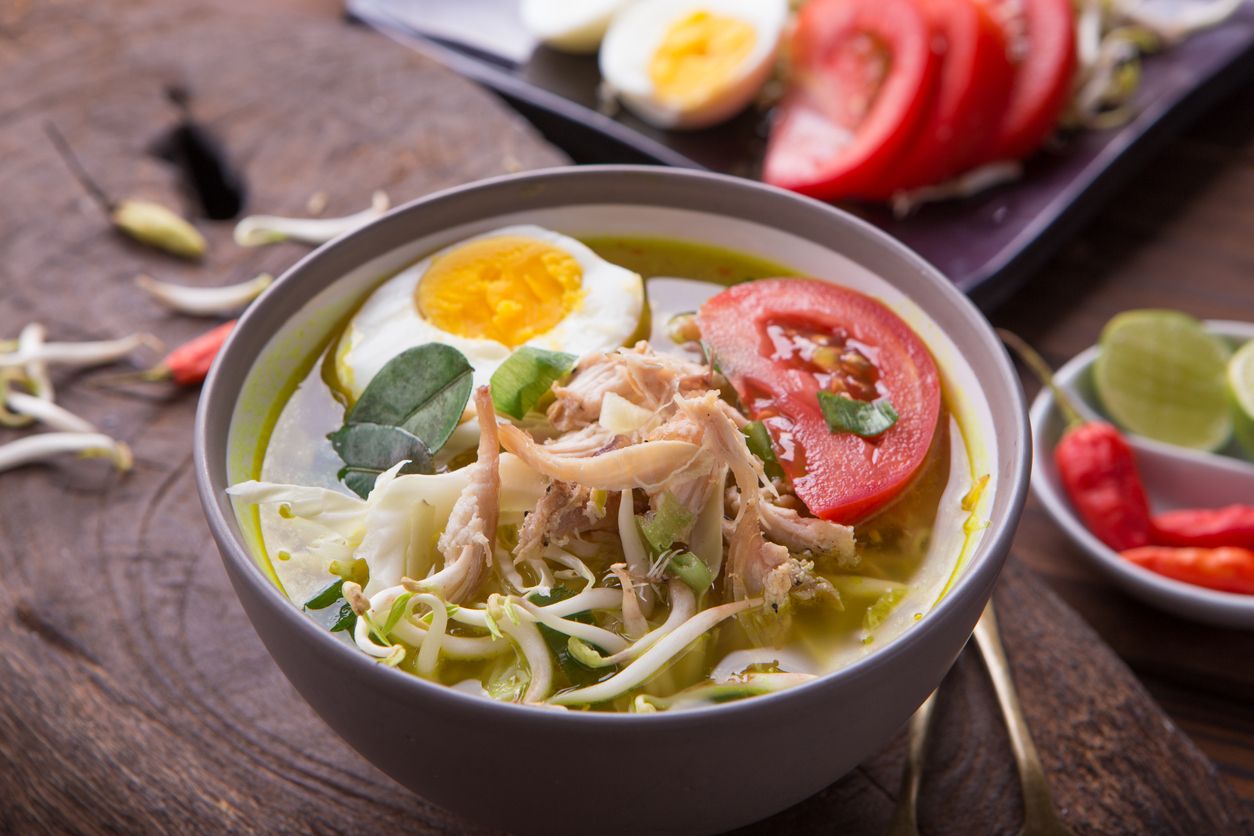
[{"x1": 698, "y1": 279, "x2": 942, "y2": 524}]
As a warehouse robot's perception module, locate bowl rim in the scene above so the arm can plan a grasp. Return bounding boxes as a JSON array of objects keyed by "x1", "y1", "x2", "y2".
[
  {"x1": 194, "y1": 164, "x2": 1032, "y2": 724},
  {"x1": 1029, "y1": 321, "x2": 1254, "y2": 623}
]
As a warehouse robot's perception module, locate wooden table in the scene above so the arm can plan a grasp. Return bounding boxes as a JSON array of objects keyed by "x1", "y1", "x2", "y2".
[
  {"x1": 993, "y1": 88, "x2": 1254, "y2": 808},
  {"x1": 1, "y1": 0, "x2": 1251, "y2": 832}
]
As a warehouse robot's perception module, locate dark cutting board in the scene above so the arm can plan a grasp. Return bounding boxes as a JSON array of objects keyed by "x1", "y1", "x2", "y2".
[
  {"x1": 0, "y1": 1, "x2": 1247, "y2": 832},
  {"x1": 347, "y1": 0, "x2": 1254, "y2": 309}
]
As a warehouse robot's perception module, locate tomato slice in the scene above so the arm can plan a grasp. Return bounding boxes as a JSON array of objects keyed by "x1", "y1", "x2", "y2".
[
  {"x1": 856, "y1": 0, "x2": 1015, "y2": 199},
  {"x1": 762, "y1": 0, "x2": 939, "y2": 200},
  {"x1": 698, "y1": 279, "x2": 942, "y2": 524},
  {"x1": 982, "y1": 0, "x2": 1077, "y2": 162}
]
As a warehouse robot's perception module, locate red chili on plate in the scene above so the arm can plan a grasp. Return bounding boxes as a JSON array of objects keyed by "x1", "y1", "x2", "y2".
[
  {"x1": 698, "y1": 279, "x2": 941, "y2": 524},
  {"x1": 762, "y1": 0, "x2": 939, "y2": 200}
]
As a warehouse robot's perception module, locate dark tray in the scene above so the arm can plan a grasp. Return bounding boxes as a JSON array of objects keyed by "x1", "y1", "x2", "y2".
[{"x1": 347, "y1": 0, "x2": 1254, "y2": 308}]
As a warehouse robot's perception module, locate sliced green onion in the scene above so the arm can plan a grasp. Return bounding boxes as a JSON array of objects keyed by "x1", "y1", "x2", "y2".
[
  {"x1": 637, "y1": 491, "x2": 694, "y2": 554},
  {"x1": 490, "y1": 346, "x2": 577, "y2": 419},
  {"x1": 818, "y1": 392, "x2": 898, "y2": 438}
]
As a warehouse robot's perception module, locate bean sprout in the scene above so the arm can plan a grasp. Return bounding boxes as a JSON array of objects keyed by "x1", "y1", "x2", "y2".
[
  {"x1": 549, "y1": 597, "x2": 763, "y2": 706},
  {"x1": 136, "y1": 273, "x2": 272, "y2": 316},
  {"x1": 234, "y1": 191, "x2": 390, "y2": 247}
]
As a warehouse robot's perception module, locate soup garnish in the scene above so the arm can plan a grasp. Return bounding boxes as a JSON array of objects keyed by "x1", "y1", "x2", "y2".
[{"x1": 228, "y1": 229, "x2": 976, "y2": 711}]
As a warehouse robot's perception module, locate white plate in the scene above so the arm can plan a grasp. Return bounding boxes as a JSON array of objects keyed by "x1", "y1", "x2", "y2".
[{"x1": 1030, "y1": 320, "x2": 1254, "y2": 628}]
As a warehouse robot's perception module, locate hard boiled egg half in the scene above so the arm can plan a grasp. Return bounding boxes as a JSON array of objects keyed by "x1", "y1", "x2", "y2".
[
  {"x1": 336, "y1": 226, "x2": 645, "y2": 401},
  {"x1": 600, "y1": 0, "x2": 788, "y2": 130},
  {"x1": 520, "y1": 0, "x2": 636, "y2": 54}
]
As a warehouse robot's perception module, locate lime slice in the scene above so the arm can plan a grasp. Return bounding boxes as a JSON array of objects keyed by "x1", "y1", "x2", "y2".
[
  {"x1": 1094, "y1": 310, "x2": 1232, "y2": 450},
  {"x1": 1229, "y1": 339, "x2": 1254, "y2": 455}
]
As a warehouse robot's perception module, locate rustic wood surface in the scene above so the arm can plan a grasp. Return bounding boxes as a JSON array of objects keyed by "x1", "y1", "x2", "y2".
[{"x1": 0, "y1": 0, "x2": 1251, "y2": 833}]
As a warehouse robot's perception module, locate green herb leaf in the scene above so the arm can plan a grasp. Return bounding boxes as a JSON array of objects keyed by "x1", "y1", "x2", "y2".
[
  {"x1": 818, "y1": 392, "x2": 898, "y2": 438},
  {"x1": 330, "y1": 603, "x2": 357, "y2": 633},
  {"x1": 667, "y1": 551, "x2": 713, "y2": 594},
  {"x1": 328, "y1": 423, "x2": 433, "y2": 499},
  {"x1": 490, "y1": 346, "x2": 577, "y2": 420},
  {"x1": 382, "y1": 592, "x2": 414, "y2": 636},
  {"x1": 742, "y1": 420, "x2": 785, "y2": 481},
  {"x1": 304, "y1": 579, "x2": 345, "y2": 611},
  {"x1": 347, "y1": 343, "x2": 473, "y2": 451},
  {"x1": 637, "y1": 492, "x2": 694, "y2": 554}
]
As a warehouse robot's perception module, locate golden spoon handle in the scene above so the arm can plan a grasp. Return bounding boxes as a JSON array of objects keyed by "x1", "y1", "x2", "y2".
[
  {"x1": 973, "y1": 602, "x2": 1075, "y2": 836},
  {"x1": 885, "y1": 690, "x2": 939, "y2": 836}
]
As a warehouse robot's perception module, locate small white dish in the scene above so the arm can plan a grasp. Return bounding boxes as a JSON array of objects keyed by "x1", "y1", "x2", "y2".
[{"x1": 1030, "y1": 320, "x2": 1254, "y2": 629}]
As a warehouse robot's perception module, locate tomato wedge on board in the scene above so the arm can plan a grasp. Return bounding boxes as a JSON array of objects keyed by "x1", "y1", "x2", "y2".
[
  {"x1": 762, "y1": 0, "x2": 939, "y2": 200},
  {"x1": 698, "y1": 279, "x2": 942, "y2": 524},
  {"x1": 856, "y1": 0, "x2": 1015, "y2": 199},
  {"x1": 982, "y1": 0, "x2": 1077, "y2": 162}
]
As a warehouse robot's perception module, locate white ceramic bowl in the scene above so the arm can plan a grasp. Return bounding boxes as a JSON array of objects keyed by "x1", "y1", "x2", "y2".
[
  {"x1": 195, "y1": 166, "x2": 1031, "y2": 834},
  {"x1": 1030, "y1": 320, "x2": 1254, "y2": 629}
]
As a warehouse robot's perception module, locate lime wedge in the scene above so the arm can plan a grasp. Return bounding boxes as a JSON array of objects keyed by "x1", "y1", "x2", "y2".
[
  {"x1": 1094, "y1": 310, "x2": 1232, "y2": 451},
  {"x1": 1229, "y1": 338, "x2": 1254, "y2": 455}
]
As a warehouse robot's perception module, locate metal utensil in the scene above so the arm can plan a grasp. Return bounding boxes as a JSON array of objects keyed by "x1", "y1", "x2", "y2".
[
  {"x1": 885, "y1": 690, "x2": 938, "y2": 836},
  {"x1": 973, "y1": 602, "x2": 1075, "y2": 836},
  {"x1": 886, "y1": 602, "x2": 1075, "y2": 836}
]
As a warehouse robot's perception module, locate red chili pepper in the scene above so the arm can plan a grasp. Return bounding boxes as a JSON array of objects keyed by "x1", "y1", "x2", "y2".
[
  {"x1": 1054, "y1": 423, "x2": 1153, "y2": 550},
  {"x1": 999, "y1": 330, "x2": 1152, "y2": 550},
  {"x1": 1121, "y1": 546, "x2": 1254, "y2": 595},
  {"x1": 1151, "y1": 505, "x2": 1254, "y2": 549},
  {"x1": 145, "y1": 320, "x2": 235, "y2": 385}
]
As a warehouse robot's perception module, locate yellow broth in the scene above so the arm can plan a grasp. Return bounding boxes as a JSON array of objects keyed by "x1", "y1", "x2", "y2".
[{"x1": 250, "y1": 236, "x2": 977, "y2": 710}]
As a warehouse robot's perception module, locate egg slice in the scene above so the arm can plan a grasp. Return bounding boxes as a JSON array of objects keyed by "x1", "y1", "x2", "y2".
[
  {"x1": 520, "y1": 0, "x2": 635, "y2": 54},
  {"x1": 599, "y1": 0, "x2": 788, "y2": 130},
  {"x1": 337, "y1": 225, "x2": 645, "y2": 401}
]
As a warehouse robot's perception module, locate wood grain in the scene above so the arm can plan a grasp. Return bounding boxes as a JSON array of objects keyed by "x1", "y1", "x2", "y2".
[
  {"x1": 0, "y1": 0, "x2": 1250, "y2": 832},
  {"x1": 992, "y1": 78, "x2": 1254, "y2": 812}
]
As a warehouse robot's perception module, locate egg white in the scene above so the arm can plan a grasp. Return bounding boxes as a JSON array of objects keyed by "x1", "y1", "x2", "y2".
[
  {"x1": 520, "y1": 0, "x2": 635, "y2": 54},
  {"x1": 339, "y1": 225, "x2": 645, "y2": 400},
  {"x1": 599, "y1": 0, "x2": 788, "y2": 130}
]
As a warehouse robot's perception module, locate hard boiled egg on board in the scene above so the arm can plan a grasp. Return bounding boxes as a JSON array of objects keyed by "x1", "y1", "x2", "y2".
[
  {"x1": 335, "y1": 226, "x2": 645, "y2": 401},
  {"x1": 600, "y1": 0, "x2": 788, "y2": 130},
  {"x1": 520, "y1": 0, "x2": 636, "y2": 54}
]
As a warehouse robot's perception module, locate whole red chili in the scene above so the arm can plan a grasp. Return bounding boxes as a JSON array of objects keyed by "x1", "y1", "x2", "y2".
[
  {"x1": 142, "y1": 320, "x2": 236, "y2": 386},
  {"x1": 1122, "y1": 546, "x2": 1254, "y2": 595},
  {"x1": 1000, "y1": 330, "x2": 1152, "y2": 551},
  {"x1": 1151, "y1": 505, "x2": 1254, "y2": 549}
]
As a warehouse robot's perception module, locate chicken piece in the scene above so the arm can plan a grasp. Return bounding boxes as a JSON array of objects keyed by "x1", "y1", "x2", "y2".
[
  {"x1": 516, "y1": 480, "x2": 606, "y2": 560},
  {"x1": 727, "y1": 489, "x2": 857, "y2": 567},
  {"x1": 547, "y1": 343, "x2": 712, "y2": 431},
  {"x1": 498, "y1": 421, "x2": 704, "y2": 491},
  {"x1": 417, "y1": 387, "x2": 501, "y2": 604},
  {"x1": 673, "y1": 392, "x2": 834, "y2": 614}
]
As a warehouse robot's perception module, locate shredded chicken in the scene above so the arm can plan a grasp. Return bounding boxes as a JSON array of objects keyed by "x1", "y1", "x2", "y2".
[
  {"x1": 727, "y1": 489, "x2": 857, "y2": 567},
  {"x1": 418, "y1": 387, "x2": 501, "y2": 603},
  {"x1": 498, "y1": 422, "x2": 704, "y2": 491},
  {"x1": 516, "y1": 480, "x2": 606, "y2": 560},
  {"x1": 672, "y1": 392, "x2": 833, "y2": 613},
  {"x1": 547, "y1": 343, "x2": 711, "y2": 432}
]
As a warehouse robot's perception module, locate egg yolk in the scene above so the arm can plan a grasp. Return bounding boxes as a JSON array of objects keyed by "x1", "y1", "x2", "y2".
[
  {"x1": 416, "y1": 236, "x2": 585, "y2": 347},
  {"x1": 648, "y1": 11, "x2": 757, "y2": 107}
]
